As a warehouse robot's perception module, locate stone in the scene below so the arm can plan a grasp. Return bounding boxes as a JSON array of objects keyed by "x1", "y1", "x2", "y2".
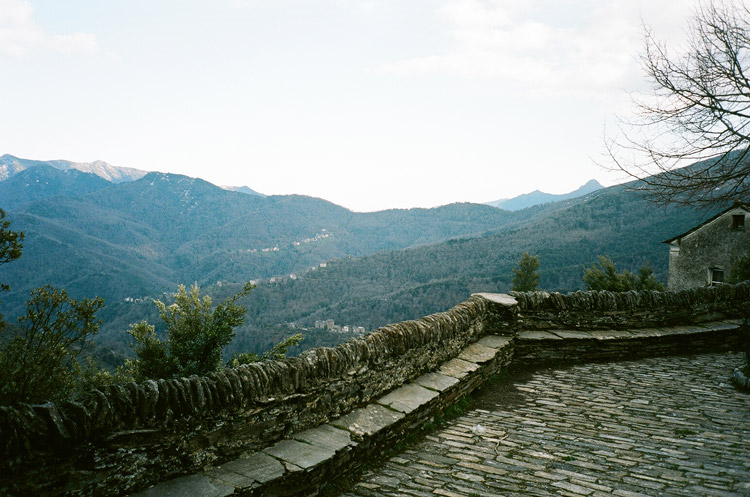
[
  {"x1": 472, "y1": 293, "x2": 517, "y2": 307},
  {"x1": 222, "y1": 452, "x2": 285, "y2": 485},
  {"x1": 376, "y1": 383, "x2": 439, "y2": 414},
  {"x1": 332, "y1": 404, "x2": 405, "y2": 439},
  {"x1": 263, "y1": 439, "x2": 335, "y2": 470},
  {"x1": 439, "y1": 358, "x2": 479, "y2": 379},
  {"x1": 476, "y1": 335, "x2": 511, "y2": 349},
  {"x1": 131, "y1": 474, "x2": 234, "y2": 497},
  {"x1": 458, "y1": 343, "x2": 498, "y2": 364},
  {"x1": 517, "y1": 330, "x2": 564, "y2": 341},
  {"x1": 414, "y1": 372, "x2": 459, "y2": 392},
  {"x1": 205, "y1": 452, "x2": 285, "y2": 489},
  {"x1": 292, "y1": 423, "x2": 356, "y2": 453},
  {"x1": 33, "y1": 403, "x2": 70, "y2": 445}
]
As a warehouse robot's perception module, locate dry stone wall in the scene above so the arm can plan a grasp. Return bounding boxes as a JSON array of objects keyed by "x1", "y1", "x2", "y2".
[
  {"x1": 0, "y1": 294, "x2": 515, "y2": 497},
  {"x1": 510, "y1": 282, "x2": 750, "y2": 330},
  {"x1": 0, "y1": 284, "x2": 747, "y2": 497}
]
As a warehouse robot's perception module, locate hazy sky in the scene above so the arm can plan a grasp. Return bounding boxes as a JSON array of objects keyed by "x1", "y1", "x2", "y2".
[{"x1": 1, "y1": 0, "x2": 697, "y2": 211}]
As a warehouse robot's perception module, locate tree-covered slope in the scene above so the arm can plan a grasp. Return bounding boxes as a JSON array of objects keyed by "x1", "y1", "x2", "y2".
[
  {"x1": 0, "y1": 164, "x2": 713, "y2": 364},
  {"x1": 227, "y1": 184, "x2": 707, "y2": 336},
  {"x1": 0, "y1": 170, "x2": 519, "y2": 321},
  {"x1": 0, "y1": 165, "x2": 112, "y2": 210}
]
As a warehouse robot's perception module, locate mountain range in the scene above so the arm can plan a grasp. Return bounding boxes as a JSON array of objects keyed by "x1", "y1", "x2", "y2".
[
  {"x1": 0, "y1": 154, "x2": 147, "y2": 183},
  {"x1": 0, "y1": 154, "x2": 709, "y2": 363},
  {"x1": 485, "y1": 179, "x2": 604, "y2": 210}
]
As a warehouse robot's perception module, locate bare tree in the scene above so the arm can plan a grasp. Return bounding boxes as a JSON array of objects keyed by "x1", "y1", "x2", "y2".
[{"x1": 607, "y1": 1, "x2": 750, "y2": 208}]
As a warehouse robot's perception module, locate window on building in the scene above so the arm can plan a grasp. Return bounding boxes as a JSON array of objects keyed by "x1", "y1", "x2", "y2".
[
  {"x1": 709, "y1": 268, "x2": 724, "y2": 286},
  {"x1": 732, "y1": 214, "x2": 745, "y2": 230}
]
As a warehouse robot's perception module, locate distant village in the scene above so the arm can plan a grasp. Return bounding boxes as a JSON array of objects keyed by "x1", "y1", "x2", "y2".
[{"x1": 313, "y1": 319, "x2": 366, "y2": 335}]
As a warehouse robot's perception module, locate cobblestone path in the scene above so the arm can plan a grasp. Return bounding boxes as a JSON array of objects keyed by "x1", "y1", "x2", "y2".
[{"x1": 338, "y1": 353, "x2": 750, "y2": 497}]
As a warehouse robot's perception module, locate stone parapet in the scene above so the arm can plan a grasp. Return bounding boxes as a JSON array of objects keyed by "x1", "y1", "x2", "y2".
[
  {"x1": 131, "y1": 335, "x2": 516, "y2": 497},
  {"x1": 510, "y1": 282, "x2": 750, "y2": 330},
  {"x1": 1, "y1": 283, "x2": 748, "y2": 496},
  {"x1": 0, "y1": 293, "x2": 515, "y2": 497}
]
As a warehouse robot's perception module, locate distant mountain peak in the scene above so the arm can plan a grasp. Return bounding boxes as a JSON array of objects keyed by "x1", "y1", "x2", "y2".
[
  {"x1": 486, "y1": 179, "x2": 603, "y2": 211},
  {"x1": 221, "y1": 185, "x2": 265, "y2": 196},
  {"x1": 0, "y1": 163, "x2": 112, "y2": 210},
  {"x1": 0, "y1": 154, "x2": 148, "y2": 183}
]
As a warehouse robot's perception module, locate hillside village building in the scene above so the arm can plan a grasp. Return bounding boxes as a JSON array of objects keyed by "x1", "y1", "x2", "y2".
[{"x1": 664, "y1": 201, "x2": 750, "y2": 290}]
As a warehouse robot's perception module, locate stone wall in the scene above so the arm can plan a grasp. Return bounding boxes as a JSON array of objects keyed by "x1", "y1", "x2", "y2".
[
  {"x1": 0, "y1": 284, "x2": 747, "y2": 497},
  {"x1": 0, "y1": 294, "x2": 516, "y2": 497},
  {"x1": 510, "y1": 281, "x2": 750, "y2": 331}
]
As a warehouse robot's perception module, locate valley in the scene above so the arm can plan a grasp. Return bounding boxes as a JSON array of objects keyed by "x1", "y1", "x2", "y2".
[{"x1": 0, "y1": 155, "x2": 709, "y2": 366}]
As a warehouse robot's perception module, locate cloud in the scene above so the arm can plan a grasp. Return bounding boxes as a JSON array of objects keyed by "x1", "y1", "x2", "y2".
[
  {"x1": 0, "y1": 0, "x2": 98, "y2": 56},
  {"x1": 375, "y1": 0, "x2": 693, "y2": 97}
]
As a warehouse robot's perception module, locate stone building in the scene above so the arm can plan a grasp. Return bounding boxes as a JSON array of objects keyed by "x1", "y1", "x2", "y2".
[{"x1": 664, "y1": 201, "x2": 750, "y2": 290}]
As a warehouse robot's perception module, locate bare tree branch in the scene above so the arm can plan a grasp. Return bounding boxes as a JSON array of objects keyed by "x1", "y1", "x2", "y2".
[{"x1": 607, "y1": 1, "x2": 750, "y2": 208}]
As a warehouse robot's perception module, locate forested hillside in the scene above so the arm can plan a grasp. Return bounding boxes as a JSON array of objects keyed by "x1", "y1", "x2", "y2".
[
  {"x1": 224, "y1": 184, "x2": 705, "y2": 335},
  {"x1": 0, "y1": 161, "x2": 712, "y2": 366},
  {"x1": 0, "y1": 167, "x2": 518, "y2": 323},
  {"x1": 92, "y1": 183, "x2": 708, "y2": 362}
]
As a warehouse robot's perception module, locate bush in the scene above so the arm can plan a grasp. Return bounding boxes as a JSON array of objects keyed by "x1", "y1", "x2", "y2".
[
  {"x1": 0, "y1": 286, "x2": 104, "y2": 404},
  {"x1": 127, "y1": 282, "x2": 254, "y2": 381}
]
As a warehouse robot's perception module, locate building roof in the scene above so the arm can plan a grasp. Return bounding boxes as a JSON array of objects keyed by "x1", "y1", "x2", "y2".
[{"x1": 662, "y1": 201, "x2": 750, "y2": 244}]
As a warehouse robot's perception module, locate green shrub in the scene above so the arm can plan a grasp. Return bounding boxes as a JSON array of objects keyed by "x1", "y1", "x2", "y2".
[
  {"x1": 127, "y1": 282, "x2": 254, "y2": 381},
  {"x1": 0, "y1": 286, "x2": 104, "y2": 404}
]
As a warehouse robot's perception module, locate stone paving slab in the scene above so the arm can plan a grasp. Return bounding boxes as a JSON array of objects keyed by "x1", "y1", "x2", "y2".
[
  {"x1": 332, "y1": 403, "x2": 406, "y2": 439},
  {"x1": 340, "y1": 352, "x2": 750, "y2": 497},
  {"x1": 131, "y1": 474, "x2": 234, "y2": 497},
  {"x1": 476, "y1": 335, "x2": 512, "y2": 349},
  {"x1": 377, "y1": 383, "x2": 440, "y2": 414},
  {"x1": 438, "y1": 358, "x2": 479, "y2": 379},
  {"x1": 414, "y1": 372, "x2": 460, "y2": 392},
  {"x1": 292, "y1": 423, "x2": 356, "y2": 453},
  {"x1": 263, "y1": 438, "x2": 336, "y2": 470},
  {"x1": 517, "y1": 330, "x2": 564, "y2": 341},
  {"x1": 458, "y1": 343, "x2": 500, "y2": 363}
]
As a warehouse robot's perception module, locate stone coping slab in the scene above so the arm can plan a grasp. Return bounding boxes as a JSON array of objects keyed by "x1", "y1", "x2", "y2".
[
  {"x1": 517, "y1": 320, "x2": 742, "y2": 342},
  {"x1": 292, "y1": 423, "x2": 356, "y2": 453},
  {"x1": 132, "y1": 474, "x2": 234, "y2": 497},
  {"x1": 476, "y1": 335, "x2": 512, "y2": 348},
  {"x1": 471, "y1": 292, "x2": 517, "y2": 307},
  {"x1": 438, "y1": 358, "x2": 479, "y2": 379},
  {"x1": 414, "y1": 372, "x2": 459, "y2": 392},
  {"x1": 458, "y1": 343, "x2": 500, "y2": 363},
  {"x1": 263, "y1": 439, "x2": 335, "y2": 470},
  {"x1": 331, "y1": 403, "x2": 405, "y2": 440},
  {"x1": 376, "y1": 383, "x2": 439, "y2": 414}
]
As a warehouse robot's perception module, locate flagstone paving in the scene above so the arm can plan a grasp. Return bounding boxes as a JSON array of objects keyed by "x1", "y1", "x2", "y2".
[{"x1": 338, "y1": 352, "x2": 750, "y2": 497}]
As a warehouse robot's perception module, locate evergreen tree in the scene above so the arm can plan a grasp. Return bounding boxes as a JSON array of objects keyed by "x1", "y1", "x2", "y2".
[
  {"x1": 584, "y1": 256, "x2": 664, "y2": 292},
  {"x1": 0, "y1": 209, "x2": 24, "y2": 328},
  {"x1": 511, "y1": 252, "x2": 540, "y2": 292},
  {"x1": 635, "y1": 264, "x2": 665, "y2": 291}
]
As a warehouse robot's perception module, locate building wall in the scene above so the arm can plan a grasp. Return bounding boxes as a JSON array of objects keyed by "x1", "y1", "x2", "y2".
[{"x1": 667, "y1": 206, "x2": 750, "y2": 290}]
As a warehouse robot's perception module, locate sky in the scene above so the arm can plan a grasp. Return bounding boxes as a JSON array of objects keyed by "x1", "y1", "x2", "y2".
[{"x1": 0, "y1": 0, "x2": 698, "y2": 212}]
